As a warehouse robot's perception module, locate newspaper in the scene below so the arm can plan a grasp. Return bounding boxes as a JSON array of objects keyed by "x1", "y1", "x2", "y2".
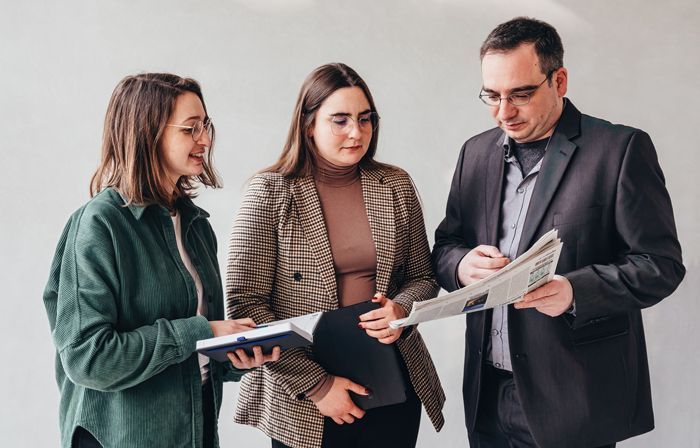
[{"x1": 390, "y1": 229, "x2": 563, "y2": 328}]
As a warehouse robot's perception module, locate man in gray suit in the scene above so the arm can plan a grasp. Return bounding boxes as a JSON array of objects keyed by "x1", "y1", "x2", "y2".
[{"x1": 432, "y1": 17, "x2": 685, "y2": 448}]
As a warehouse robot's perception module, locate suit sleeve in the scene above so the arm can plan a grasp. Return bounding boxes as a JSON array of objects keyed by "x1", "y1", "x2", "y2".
[
  {"x1": 566, "y1": 131, "x2": 685, "y2": 328},
  {"x1": 432, "y1": 142, "x2": 473, "y2": 292},
  {"x1": 391, "y1": 177, "x2": 440, "y2": 315},
  {"x1": 226, "y1": 175, "x2": 326, "y2": 399}
]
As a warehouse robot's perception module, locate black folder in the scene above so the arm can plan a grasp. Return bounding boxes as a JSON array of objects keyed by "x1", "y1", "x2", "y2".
[{"x1": 312, "y1": 301, "x2": 409, "y2": 410}]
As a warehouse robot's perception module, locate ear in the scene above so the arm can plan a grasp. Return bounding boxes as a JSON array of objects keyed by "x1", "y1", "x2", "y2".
[{"x1": 554, "y1": 67, "x2": 568, "y2": 97}]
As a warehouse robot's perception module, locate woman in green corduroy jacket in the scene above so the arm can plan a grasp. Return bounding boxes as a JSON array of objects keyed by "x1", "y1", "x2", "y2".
[{"x1": 43, "y1": 73, "x2": 279, "y2": 448}]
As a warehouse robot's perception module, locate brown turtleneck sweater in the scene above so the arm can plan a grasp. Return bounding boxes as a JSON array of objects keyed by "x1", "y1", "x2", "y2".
[
  {"x1": 314, "y1": 156, "x2": 378, "y2": 308},
  {"x1": 306, "y1": 156, "x2": 379, "y2": 401}
]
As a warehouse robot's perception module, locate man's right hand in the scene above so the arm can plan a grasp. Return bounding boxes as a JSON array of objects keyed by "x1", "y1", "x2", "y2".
[
  {"x1": 457, "y1": 245, "x2": 510, "y2": 286},
  {"x1": 313, "y1": 376, "x2": 368, "y2": 424}
]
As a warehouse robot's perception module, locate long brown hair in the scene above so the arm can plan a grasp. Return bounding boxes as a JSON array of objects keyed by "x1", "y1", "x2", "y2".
[
  {"x1": 90, "y1": 73, "x2": 221, "y2": 207},
  {"x1": 264, "y1": 63, "x2": 388, "y2": 177}
]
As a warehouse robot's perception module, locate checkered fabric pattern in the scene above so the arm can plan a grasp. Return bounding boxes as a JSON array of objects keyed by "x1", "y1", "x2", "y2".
[{"x1": 226, "y1": 166, "x2": 445, "y2": 448}]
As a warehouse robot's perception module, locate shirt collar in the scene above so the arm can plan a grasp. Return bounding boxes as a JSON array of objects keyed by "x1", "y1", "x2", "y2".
[
  {"x1": 113, "y1": 189, "x2": 210, "y2": 222},
  {"x1": 502, "y1": 134, "x2": 515, "y2": 161}
]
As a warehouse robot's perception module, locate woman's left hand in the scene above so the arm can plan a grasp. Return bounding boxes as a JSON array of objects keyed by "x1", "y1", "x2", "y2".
[
  {"x1": 358, "y1": 293, "x2": 407, "y2": 344},
  {"x1": 226, "y1": 345, "x2": 281, "y2": 370}
]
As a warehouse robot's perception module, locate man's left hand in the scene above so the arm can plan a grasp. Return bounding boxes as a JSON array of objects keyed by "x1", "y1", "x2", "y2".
[{"x1": 514, "y1": 275, "x2": 573, "y2": 317}]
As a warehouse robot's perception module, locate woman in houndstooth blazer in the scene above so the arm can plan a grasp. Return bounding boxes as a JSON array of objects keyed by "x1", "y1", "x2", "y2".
[{"x1": 226, "y1": 63, "x2": 445, "y2": 448}]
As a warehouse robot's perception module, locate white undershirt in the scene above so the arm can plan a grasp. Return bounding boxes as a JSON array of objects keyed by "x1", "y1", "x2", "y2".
[{"x1": 172, "y1": 212, "x2": 210, "y2": 383}]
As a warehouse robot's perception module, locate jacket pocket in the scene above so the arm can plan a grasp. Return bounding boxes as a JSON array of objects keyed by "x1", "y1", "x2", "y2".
[{"x1": 571, "y1": 314, "x2": 629, "y2": 346}]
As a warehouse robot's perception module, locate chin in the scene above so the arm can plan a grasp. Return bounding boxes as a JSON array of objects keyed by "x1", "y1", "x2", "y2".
[
  {"x1": 504, "y1": 129, "x2": 531, "y2": 142},
  {"x1": 334, "y1": 156, "x2": 364, "y2": 167}
]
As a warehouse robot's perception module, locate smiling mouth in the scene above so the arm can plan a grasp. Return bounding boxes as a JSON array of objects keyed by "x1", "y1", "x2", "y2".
[
  {"x1": 342, "y1": 145, "x2": 363, "y2": 150},
  {"x1": 189, "y1": 152, "x2": 205, "y2": 160}
]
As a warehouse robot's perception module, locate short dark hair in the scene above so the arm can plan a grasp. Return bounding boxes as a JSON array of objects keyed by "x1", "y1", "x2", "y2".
[{"x1": 480, "y1": 17, "x2": 564, "y2": 76}]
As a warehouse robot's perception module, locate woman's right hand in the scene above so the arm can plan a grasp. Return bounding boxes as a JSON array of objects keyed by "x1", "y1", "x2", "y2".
[
  {"x1": 209, "y1": 318, "x2": 257, "y2": 337},
  {"x1": 313, "y1": 376, "x2": 368, "y2": 424},
  {"x1": 209, "y1": 318, "x2": 281, "y2": 369}
]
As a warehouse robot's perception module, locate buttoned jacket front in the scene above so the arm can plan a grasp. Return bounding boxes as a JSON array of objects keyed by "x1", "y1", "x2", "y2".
[{"x1": 226, "y1": 165, "x2": 445, "y2": 448}]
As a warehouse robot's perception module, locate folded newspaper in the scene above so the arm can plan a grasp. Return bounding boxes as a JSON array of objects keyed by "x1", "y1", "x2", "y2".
[{"x1": 390, "y1": 229, "x2": 563, "y2": 328}]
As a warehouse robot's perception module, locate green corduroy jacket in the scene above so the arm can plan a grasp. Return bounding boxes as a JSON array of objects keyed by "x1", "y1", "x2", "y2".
[{"x1": 43, "y1": 188, "x2": 245, "y2": 448}]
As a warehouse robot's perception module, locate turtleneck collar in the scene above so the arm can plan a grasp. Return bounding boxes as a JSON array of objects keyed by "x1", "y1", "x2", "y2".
[{"x1": 314, "y1": 155, "x2": 360, "y2": 187}]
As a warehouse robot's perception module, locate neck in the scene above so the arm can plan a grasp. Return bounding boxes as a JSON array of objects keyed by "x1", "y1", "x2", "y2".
[
  {"x1": 165, "y1": 175, "x2": 179, "y2": 197},
  {"x1": 314, "y1": 156, "x2": 360, "y2": 187}
]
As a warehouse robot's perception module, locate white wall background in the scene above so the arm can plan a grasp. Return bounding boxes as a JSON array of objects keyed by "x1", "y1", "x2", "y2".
[{"x1": 1, "y1": 0, "x2": 698, "y2": 446}]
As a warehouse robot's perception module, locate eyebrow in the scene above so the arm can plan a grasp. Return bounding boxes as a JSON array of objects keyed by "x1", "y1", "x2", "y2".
[
  {"x1": 329, "y1": 109, "x2": 372, "y2": 117},
  {"x1": 481, "y1": 84, "x2": 541, "y2": 94},
  {"x1": 176, "y1": 114, "x2": 204, "y2": 124}
]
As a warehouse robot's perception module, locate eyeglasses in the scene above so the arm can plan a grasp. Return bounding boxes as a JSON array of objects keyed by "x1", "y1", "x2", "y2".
[
  {"x1": 166, "y1": 118, "x2": 213, "y2": 142},
  {"x1": 478, "y1": 71, "x2": 554, "y2": 107},
  {"x1": 328, "y1": 111, "x2": 380, "y2": 136}
]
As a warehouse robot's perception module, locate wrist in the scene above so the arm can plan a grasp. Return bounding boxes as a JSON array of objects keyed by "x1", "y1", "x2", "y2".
[{"x1": 307, "y1": 374, "x2": 334, "y2": 403}]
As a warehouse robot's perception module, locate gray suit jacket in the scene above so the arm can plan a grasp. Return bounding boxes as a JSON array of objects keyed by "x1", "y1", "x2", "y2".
[{"x1": 433, "y1": 100, "x2": 685, "y2": 448}]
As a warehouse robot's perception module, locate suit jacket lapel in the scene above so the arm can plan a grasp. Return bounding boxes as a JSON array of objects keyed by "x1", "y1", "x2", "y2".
[
  {"x1": 485, "y1": 138, "x2": 506, "y2": 246},
  {"x1": 292, "y1": 176, "x2": 338, "y2": 306},
  {"x1": 517, "y1": 100, "x2": 582, "y2": 255},
  {"x1": 361, "y1": 167, "x2": 395, "y2": 295}
]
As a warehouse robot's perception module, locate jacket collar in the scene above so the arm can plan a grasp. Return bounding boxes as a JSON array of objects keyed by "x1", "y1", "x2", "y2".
[
  {"x1": 111, "y1": 188, "x2": 210, "y2": 223},
  {"x1": 515, "y1": 98, "x2": 581, "y2": 255}
]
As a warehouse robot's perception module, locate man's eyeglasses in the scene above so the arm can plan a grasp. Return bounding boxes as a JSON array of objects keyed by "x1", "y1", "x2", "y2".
[
  {"x1": 166, "y1": 118, "x2": 214, "y2": 142},
  {"x1": 328, "y1": 111, "x2": 380, "y2": 136},
  {"x1": 479, "y1": 71, "x2": 555, "y2": 107}
]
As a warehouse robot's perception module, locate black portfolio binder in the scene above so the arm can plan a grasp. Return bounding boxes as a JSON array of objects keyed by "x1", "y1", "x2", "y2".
[{"x1": 312, "y1": 301, "x2": 409, "y2": 410}]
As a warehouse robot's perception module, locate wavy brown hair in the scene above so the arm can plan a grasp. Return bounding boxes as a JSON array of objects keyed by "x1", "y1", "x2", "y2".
[
  {"x1": 264, "y1": 63, "x2": 390, "y2": 177},
  {"x1": 90, "y1": 73, "x2": 221, "y2": 208}
]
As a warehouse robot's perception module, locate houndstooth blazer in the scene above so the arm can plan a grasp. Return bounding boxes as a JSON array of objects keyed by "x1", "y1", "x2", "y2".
[{"x1": 226, "y1": 165, "x2": 445, "y2": 448}]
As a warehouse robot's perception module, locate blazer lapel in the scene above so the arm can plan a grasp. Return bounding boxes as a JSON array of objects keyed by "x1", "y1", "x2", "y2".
[
  {"x1": 361, "y1": 168, "x2": 395, "y2": 295},
  {"x1": 292, "y1": 176, "x2": 338, "y2": 306},
  {"x1": 484, "y1": 138, "x2": 506, "y2": 246},
  {"x1": 517, "y1": 100, "x2": 582, "y2": 255}
]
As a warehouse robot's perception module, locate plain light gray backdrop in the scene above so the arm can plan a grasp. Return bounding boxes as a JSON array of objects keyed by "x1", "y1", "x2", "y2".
[{"x1": 1, "y1": 0, "x2": 698, "y2": 446}]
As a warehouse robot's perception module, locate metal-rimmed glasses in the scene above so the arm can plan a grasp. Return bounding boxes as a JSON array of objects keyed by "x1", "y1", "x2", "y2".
[
  {"x1": 328, "y1": 111, "x2": 380, "y2": 136},
  {"x1": 166, "y1": 118, "x2": 214, "y2": 141},
  {"x1": 479, "y1": 70, "x2": 555, "y2": 107}
]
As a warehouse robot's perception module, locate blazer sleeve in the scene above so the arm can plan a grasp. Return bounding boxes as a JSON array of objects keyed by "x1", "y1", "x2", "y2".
[
  {"x1": 391, "y1": 176, "x2": 440, "y2": 315},
  {"x1": 226, "y1": 174, "x2": 326, "y2": 399},
  {"x1": 566, "y1": 130, "x2": 685, "y2": 327},
  {"x1": 432, "y1": 141, "x2": 473, "y2": 292}
]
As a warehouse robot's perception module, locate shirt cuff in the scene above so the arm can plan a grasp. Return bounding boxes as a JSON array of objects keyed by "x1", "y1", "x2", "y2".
[{"x1": 305, "y1": 374, "x2": 334, "y2": 403}]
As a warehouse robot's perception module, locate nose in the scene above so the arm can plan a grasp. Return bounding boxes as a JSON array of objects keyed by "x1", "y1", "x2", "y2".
[
  {"x1": 347, "y1": 120, "x2": 363, "y2": 139},
  {"x1": 197, "y1": 129, "x2": 212, "y2": 147},
  {"x1": 497, "y1": 100, "x2": 517, "y2": 122}
]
